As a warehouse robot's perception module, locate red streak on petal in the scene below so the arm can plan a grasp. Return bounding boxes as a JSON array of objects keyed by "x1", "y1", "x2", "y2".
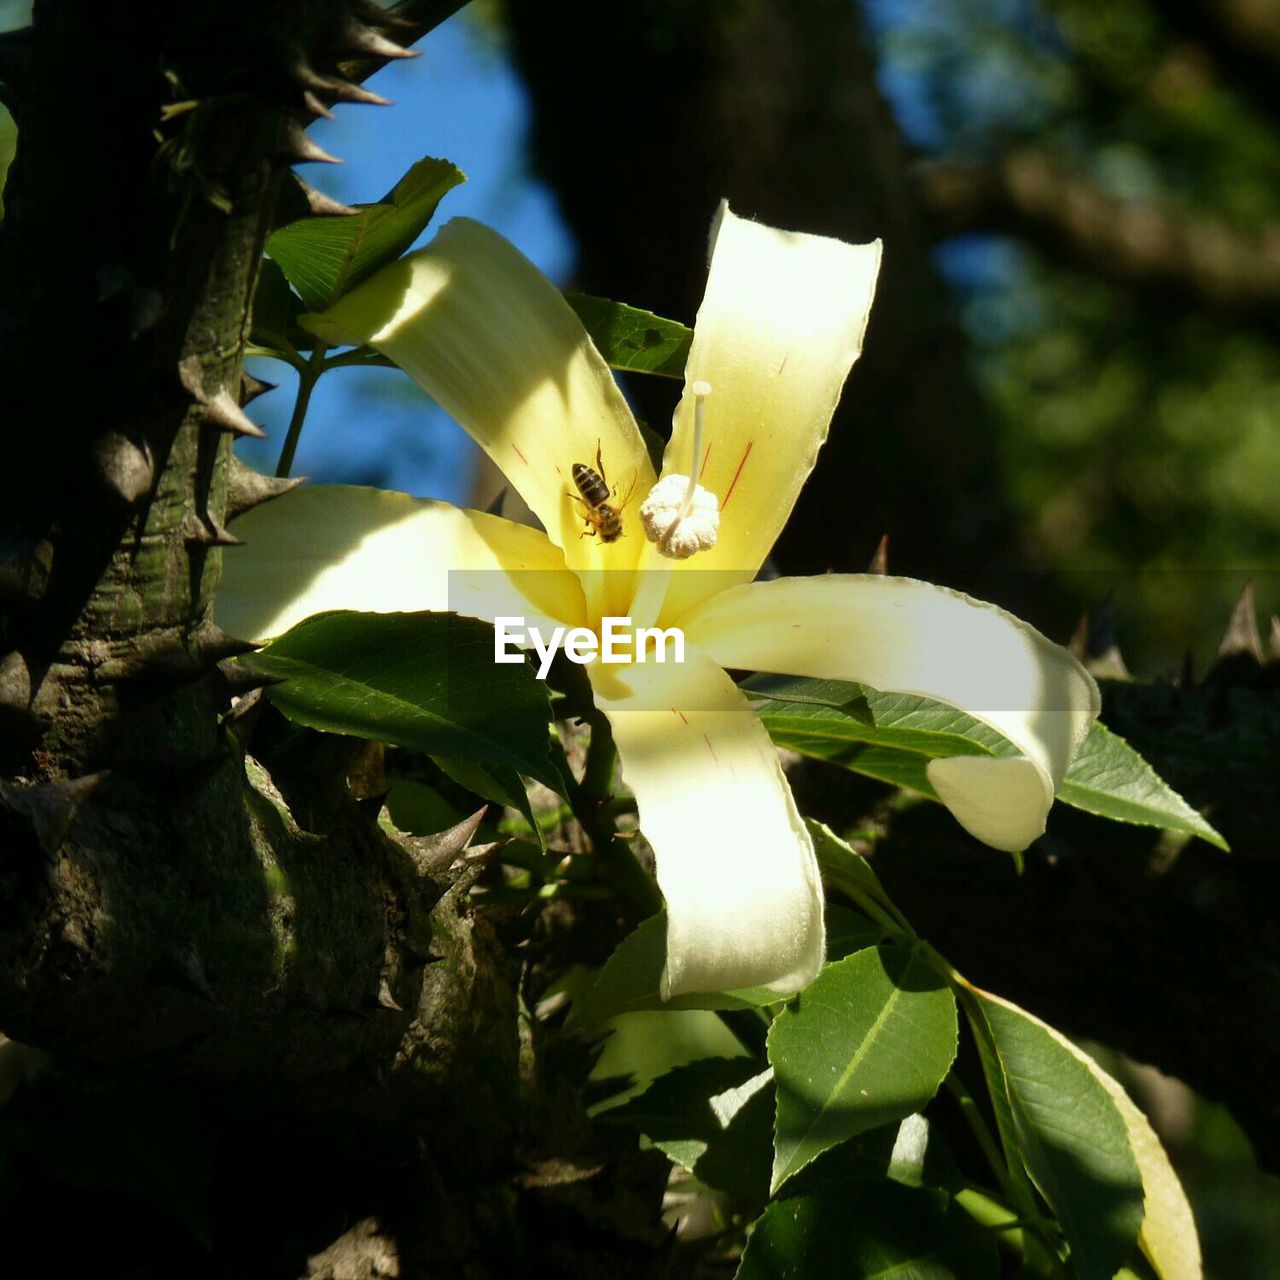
[
  {"x1": 721, "y1": 441, "x2": 754, "y2": 511},
  {"x1": 699, "y1": 443, "x2": 712, "y2": 481},
  {"x1": 512, "y1": 443, "x2": 529, "y2": 466},
  {"x1": 778, "y1": 353, "x2": 789, "y2": 376},
  {"x1": 673, "y1": 708, "x2": 689, "y2": 725},
  {"x1": 702, "y1": 732, "x2": 719, "y2": 763}
]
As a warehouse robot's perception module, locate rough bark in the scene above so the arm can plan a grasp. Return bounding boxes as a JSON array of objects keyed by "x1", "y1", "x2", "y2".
[{"x1": 0, "y1": 3, "x2": 667, "y2": 1273}]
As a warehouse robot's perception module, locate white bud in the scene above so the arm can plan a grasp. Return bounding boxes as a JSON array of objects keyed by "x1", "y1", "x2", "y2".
[{"x1": 640, "y1": 473, "x2": 720, "y2": 560}]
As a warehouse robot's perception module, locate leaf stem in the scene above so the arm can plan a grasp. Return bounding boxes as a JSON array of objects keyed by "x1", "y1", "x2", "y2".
[{"x1": 275, "y1": 341, "x2": 327, "y2": 477}]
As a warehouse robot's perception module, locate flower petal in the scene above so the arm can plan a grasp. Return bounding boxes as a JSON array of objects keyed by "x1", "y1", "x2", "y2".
[
  {"x1": 215, "y1": 484, "x2": 585, "y2": 642},
  {"x1": 645, "y1": 203, "x2": 881, "y2": 621},
  {"x1": 681, "y1": 576, "x2": 1100, "y2": 852},
  {"x1": 587, "y1": 646, "x2": 825, "y2": 998},
  {"x1": 302, "y1": 218, "x2": 656, "y2": 618}
]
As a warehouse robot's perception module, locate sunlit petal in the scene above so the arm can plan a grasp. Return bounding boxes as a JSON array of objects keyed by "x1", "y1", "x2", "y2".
[
  {"x1": 215, "y1": 484, "x2": 585, "y2": 642},
  {"x1": 642, "y1": 203, "x2": 881, "y2": 621},
  {"x1": 681, "y1": 575, "x2": 1100, "y2": 852},
  {"x1": 588, "y1": 646, "x2": 825, "y2": 998},
  {"x1": 302, "y1": 218, "x2": 656, "y2": 619}
]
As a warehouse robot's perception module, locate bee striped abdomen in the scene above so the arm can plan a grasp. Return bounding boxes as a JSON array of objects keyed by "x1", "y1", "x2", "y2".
[{"x1": 572, "y1": 462, "x2": 624, "y2": 542}]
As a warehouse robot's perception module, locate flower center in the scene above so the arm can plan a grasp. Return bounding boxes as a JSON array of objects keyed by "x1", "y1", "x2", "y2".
[{"x1": 639, "y1": 380, "x2": 721, "y2": 560}]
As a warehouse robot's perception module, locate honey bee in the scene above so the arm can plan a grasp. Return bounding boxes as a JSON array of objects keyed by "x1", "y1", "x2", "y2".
[{"x1": 570, "y1": 442, "x2": 635, "y2": 544}]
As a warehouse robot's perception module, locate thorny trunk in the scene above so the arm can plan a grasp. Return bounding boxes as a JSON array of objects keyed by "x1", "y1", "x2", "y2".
[{"x1": 0, "y1": 4, "x2": 666, "y2": 1274}]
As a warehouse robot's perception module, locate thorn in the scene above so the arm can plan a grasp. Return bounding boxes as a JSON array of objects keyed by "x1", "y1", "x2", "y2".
[
  {"x1": 294, "y1": 62, "x2": 392, "y2": 106},
  {"x1": 191, "y1": 624, "x2": 258, "y2": 666},
  {"x1": 278, "y1": 118, "x2": 342, "y2": 166},
  {"x1": 398, "y1": 807, "x2": 489, "y2": 878},
  {"x1": 215, "y1": 657, "x2": 283, "y2": 698},
  {"x1": 1084, "y1": 596, "x2": 1129, "y2": 679},
  {"x1": 1216, "y1": 580, "x2": 1264, "y2": 663},
  {"x1": 226, "y1": 455, "x2": 305, "y2": 520},
  {"x1": 867, "y1": 534, "x2": 889, "y2": 575},
  {"x1": 183, "y1": 513, "x2": 244, "y2": 548},
  {"x1": 295, "y1": 176, "x2": 358, "y2": 217},
  {"x1": 205, "y1": 389, "x2": 266, "y2": 439},
  {"x1": 301, "y1": 90, "x2": 335, "y2": 120},
  {"x1": 344, "y1": 23, "x2": 418, "y2": 60},
  {"x1": 92, "y1": 431, "x2": 154, "y2": 505},
  {"x1": 325, "y1": 79, "x2": 393, "y2": 107},
  {"x1": 240, "y1": 370, "x2": 276, "y2": 404}
]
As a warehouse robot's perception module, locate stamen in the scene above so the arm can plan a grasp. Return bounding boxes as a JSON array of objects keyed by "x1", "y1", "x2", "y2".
[
  {"x1": 681, "y1": 381, "x2": 713, "y2": 519},
  {"x1": 639, "y1": 379, "x2": 721, "y2": 561}
]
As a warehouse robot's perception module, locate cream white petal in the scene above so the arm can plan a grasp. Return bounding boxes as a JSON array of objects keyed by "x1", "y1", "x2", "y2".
[
  {"x1": 302, "y1": 218, "x2": 655, "y2": 621},
  {"x1": 215, "y1": 484, "x2": 585, "y2": 642},
  {"x1": 587, "y1": 645, "x2": 825, "y2": 999},
  {"x1": 643, "y1": 203, "x2": 881, "y2": 622},
  {"x1": 680, "y1": 575, "x2": 1100, "y2": 852}
]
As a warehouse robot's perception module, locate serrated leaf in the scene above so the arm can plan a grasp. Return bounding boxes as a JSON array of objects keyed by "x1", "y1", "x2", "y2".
[
  {"x1": 266, "y1": 157, "x2": 465, "y2": 311},
  {"x1": 758, "y1": 681, "x2": 1226, "y2": 849},
  {"x1": 980, "y1": 998, "x2": 1201, "y2": 1280},
  {"x1": 603, "y1": 1057, "x2": 773, "y2": 1207},
  {"x1": 737, "y1": 1180, "x2": 998, "y2": 1280},
  {"x1": 242, "y1": 611, "x2": 560, "y2": 795},
  {"x1": 769, "y1": 946, "x2": 958, "y2": 1192},
  {"x1": 1058, "y1": 723, "x2": 1228, "y2": 850},
  {"x1": 965, "y1": 989, "x2": 1145, "y2": 1280},
  {"x1": 566, "y1": 294, "x2": 692, "y2": 378},
  {"x1": 429, "y1": 753, "x2": 540, "y2": 843}
]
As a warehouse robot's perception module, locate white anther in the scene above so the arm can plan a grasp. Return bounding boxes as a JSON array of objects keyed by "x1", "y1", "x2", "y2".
[
  {"x1": 640, "y1": 473, "x2": 720, "y2": 559},
  {"x1": 641, "y1": 380, "x2": 720, "y2": 560}
]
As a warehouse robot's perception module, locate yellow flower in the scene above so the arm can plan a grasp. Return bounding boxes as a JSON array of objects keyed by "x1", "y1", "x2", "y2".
[{"x1": 216, "y1": 205, "x2": 1098, "y2": 1000}]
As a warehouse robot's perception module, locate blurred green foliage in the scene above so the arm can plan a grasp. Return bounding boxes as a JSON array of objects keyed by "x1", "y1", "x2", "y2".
[{"x1": 870, "y1": 0, "x2": 1280, "y2": 670}]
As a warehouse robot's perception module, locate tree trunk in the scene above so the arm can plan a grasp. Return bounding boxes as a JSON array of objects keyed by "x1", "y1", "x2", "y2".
[{"x1": 0, "y1": 4, "x2": 667, "y2": 1273}]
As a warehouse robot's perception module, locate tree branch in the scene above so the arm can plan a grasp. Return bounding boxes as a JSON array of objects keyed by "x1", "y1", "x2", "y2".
[{"x1": 919, "y1": 146, "x2": 1280, "y2": 320}]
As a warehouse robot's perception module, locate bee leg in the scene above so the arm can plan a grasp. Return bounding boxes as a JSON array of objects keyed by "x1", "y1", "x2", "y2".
[{"x1": 595, "y1": 440, "x2": 606, "y2": 487}]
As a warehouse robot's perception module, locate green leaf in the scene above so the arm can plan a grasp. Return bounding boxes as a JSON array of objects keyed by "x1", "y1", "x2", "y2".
[
  {"x1": 1057, "y1": 723, "x2": 1228, "y2": 850},
  {"x1": 744, "y1": 672, "x2": 874, "y2": 721},
  {"x1": 430, "y1": 753, "x2": 541, "y2": 845},
  {"x1": 737, "y1": 1180, "x2": 998, "y2": 1280},
  {"x1": 571, "y1": 913, "x2": 782, "y2": 1025},
  {"x1": 242, "y1": 611, "x2": 561, "y2": 794},
  {"x1": 769, "y1": 946, "x2": 958, "y2": 1192},
  {"x1": 825, "y1": 903, "x2": 888, "y2": 960},
  {"x1": 381, "y1": 777, "x2": 466, "y2": 836},
  {"x1": 757, "y1": 679, "x2": 1227, "y2": 849},
  {"x1": 603, "y1": 1057, "x2": 773, "y2": 1207},
  {"x1": 249, "y1": 257, "x2": 314, "y2": 357},
  {"x1": 566, "y1": 294, "x2": 692, "y2": 378},
  {"x1": 809, "y1": 820, "x2": 908, "y2": 930},
  {"x1": 266, "y1": 157, "x2": 465, "y2": 311},
  {"x1": 965, "y1": 990, "x2": 1145, "y2": 1280}
]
